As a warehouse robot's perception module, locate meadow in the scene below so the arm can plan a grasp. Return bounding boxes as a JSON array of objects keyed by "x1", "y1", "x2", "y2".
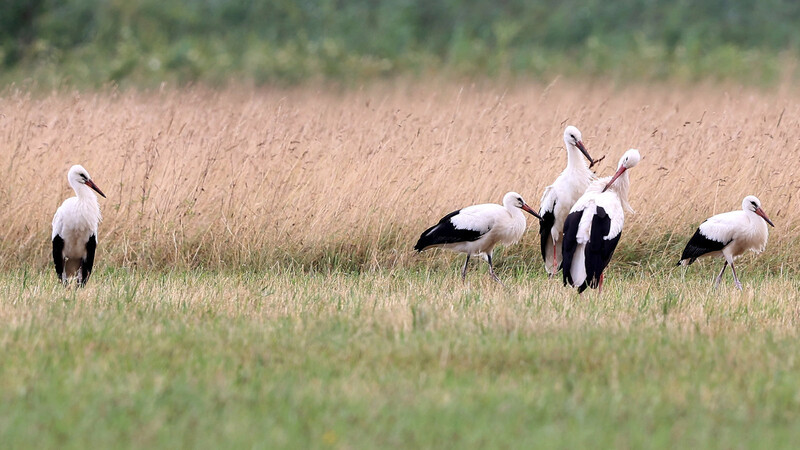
[{"x1": 2, "y1": 81, "x2": 800, "y2": 447}]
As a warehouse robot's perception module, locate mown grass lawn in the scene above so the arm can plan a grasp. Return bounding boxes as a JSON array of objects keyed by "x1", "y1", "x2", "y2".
[{"x1": 1, "y1": 265, "x2": 799, "y2": 448}]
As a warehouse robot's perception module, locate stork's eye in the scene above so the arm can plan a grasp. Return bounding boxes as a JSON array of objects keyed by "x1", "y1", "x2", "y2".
[{"x1": 80, "y1": 174, "x2": 87, "y2": 180}]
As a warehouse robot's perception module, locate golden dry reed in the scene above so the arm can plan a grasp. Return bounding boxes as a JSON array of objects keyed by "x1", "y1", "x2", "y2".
[{"x1": 1, "y1": 81, "x2": 799, "y2": 272}]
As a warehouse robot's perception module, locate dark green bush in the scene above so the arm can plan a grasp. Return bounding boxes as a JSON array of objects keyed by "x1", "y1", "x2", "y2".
[{"x1": 1, "y1": 0, "x2": 798, "y2": 86}]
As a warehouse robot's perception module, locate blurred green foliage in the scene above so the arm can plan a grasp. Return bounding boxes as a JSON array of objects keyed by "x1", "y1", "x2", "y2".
[{"x1": 1, "y1": 0, "x2": 799, "y2": 86}]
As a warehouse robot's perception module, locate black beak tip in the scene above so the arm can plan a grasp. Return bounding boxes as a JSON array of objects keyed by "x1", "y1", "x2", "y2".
[{"x1": 522, "y1": 205, "x2": 542, "y2": 221}]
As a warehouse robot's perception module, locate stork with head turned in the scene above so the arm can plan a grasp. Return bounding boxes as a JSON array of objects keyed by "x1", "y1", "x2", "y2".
[
  {"x1": 415, "y1": 192, "x2": 541, "y2": 283},
  {"x1": 52, "y1": 165, "x2": 106, "y2": 286},
  {"x1": 562, "y1": 149, "x2": 640, "y2": 293},
  {"x1": 539, "y1": 126, "x2": 602, "y2": 275},
  {"x1": 678, "y1": 195, "x2": 774, "y2": 290}
]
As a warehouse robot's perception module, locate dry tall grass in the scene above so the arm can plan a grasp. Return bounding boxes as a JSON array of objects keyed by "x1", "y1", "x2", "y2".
[{"x1": 2, "y1": 81, "x2": 799, "y2": 272}]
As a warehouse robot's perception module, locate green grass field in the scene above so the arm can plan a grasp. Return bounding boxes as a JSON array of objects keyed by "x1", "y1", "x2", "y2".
[{"x1": 2, "y1": 258, "x2": 799, "y2": 448}]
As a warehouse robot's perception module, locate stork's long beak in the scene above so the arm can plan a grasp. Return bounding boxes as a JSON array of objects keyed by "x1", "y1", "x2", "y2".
[
  {"x1": 85, "y1": 179, "x2": 106, "y2": 198},
  {"x1": 575, "y1": 140, "x2": 596, "y2": 167},
  {"x1": 521, "y1": 203, "x2": 542, "y2": 221},
  {"x1": 755, "y1": 207, "x2": 775, "y2": 227},
  {"x1": 602, "y1": 166, "x2": 627, "y2": 193}
]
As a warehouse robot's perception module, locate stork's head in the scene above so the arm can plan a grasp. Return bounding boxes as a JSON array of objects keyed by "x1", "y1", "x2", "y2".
[
  {"x1": 743, "y1": 195, "x2": 774, "y2": 227},
  {"x1": 563, "y1": 125, "x2": 595, "y2": 166},
  {"x1": 68, "y1": 164, "x2": 106, "y2": 198},
  {"x1": 503, "y1": 191, "x2": 542, "y2": 221},
  {"x1": 602, "y1": 149, "x2": 641, "y2": 192}
]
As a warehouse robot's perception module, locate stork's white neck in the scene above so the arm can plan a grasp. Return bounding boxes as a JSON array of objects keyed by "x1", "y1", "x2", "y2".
[
  {"x1": 565, "y1": 141, "x2": 590, "y2": 172},
  {"x1": 70, "y1": 179, "x2": 98, "y2": 202},
  {"x1": 506, "y1": 204, "x2": 525, "y2": 221},
  {"x1": 746, "y1": 209, "x2": 767, "y2": 225},
  {"x1": 607, "y1": 170, "x2": 633, "y2": 212}
]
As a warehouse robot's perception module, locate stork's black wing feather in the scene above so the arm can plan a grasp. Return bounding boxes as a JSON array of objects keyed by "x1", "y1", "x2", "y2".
[
  {"x1": 414, "y1": 210, "x2": 484, "y2": 252},
  {"x1": 539, "y1": 209, "x2": 556, "y2": 266},
  {"x1": 561, "y1": 210, "x2": 582, "y2": 287},
  {"x1": 52, "y1": 235, "x2": 65, "y2": 282},
  {"x1": 678, "y1": 225, "x2": 728, "y2": 265},
  {"x1": 581, "y1": 207, "x2": 621, "y2": 292},
  {"x1": 78, "y1": 235, "x2": 97, "y2": 287}
]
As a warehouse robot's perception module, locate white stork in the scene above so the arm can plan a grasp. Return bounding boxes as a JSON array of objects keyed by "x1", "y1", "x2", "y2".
[
  {"x1": 52, "y1": 165, "x2": 106, "y2": 286},
  {"x1": 678, "y1": 195, "x2": 774, "y2": 290},
  {"x1": 562, "y1": 149, "x2": 640, "y2": 293},
  {"x1": 539, "y1": 126, "x2": 601, "y2": 275},
  {"x1": 415, "y1": 192, "x2": 541, "y2": 283}
]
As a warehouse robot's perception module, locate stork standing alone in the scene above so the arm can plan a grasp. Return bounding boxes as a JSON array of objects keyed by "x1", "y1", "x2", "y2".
[
  {"x1": 678, "y1": 196, "x2": 774, "y2": 290},
  {"x1": 562, "y1": 149, "x2": 640, "y2": 293},
  {"x1": 52, "y1": 165, "x2": 106, "y2": 286},
  {"x1": 415, "y1": 192, "x2": 541, "y2": 283},
  {"x1": 539, "y1": 126, "x2": 600, "y2": 275}
]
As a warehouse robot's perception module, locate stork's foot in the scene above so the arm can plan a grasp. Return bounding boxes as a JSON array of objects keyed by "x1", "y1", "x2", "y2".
[
  {"x1": 488, "y1": 266, "x2": 505, "y2": 286},
  {"x1": 485, "y1": 253, "x2": 505, "y2": 286},
  {"x1": 730, "y1": 263, "x2": 743, "y2": 291},
  {"x1": 490, "y1": 272, "x2": 506, "y2": 287}
]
